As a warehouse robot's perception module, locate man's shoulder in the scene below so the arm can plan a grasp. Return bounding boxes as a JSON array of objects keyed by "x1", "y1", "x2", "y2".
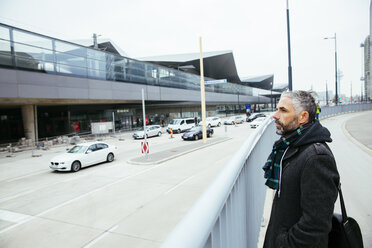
[
  {"x1": 295, "y1": 142, "x2": 334, "y2": 158},
  {"x1": 308, "y1": 142, "x2": 332, "y2": 155}
]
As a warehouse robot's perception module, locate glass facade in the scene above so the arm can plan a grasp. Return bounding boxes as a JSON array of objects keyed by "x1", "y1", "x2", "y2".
[{"x1": 0, "y1": 23, "x2": 272, "y2": 97}]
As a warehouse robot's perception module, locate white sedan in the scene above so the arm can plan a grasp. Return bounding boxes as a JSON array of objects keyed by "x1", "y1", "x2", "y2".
[
  {"x1": 249, "y1": 117, "x2": 266, "y2": 128},
  {"x1": 132, "y1": 125, "x2": 162, "y2": 139},
  {"x1": 205, "y1": 117, "x2": 222, "y2": 127},
  {"x1": 50, "y1": 142, "x2": 116, "y2": 172}
]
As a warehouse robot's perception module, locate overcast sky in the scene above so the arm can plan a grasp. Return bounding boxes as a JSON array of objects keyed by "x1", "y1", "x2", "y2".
[{"x1": 0, "y1": 0, "x2": 370, "y2": 96}]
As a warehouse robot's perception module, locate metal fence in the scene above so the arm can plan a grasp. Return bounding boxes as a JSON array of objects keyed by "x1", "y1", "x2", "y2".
[
  {"x1": 320, "y1": 103, "x2": 372, "y2": 119},
  {"x1": 161, "y1": 103, "x2": 372, "y2": 248}
]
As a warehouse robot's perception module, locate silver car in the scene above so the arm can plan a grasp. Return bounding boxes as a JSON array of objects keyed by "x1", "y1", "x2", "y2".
[
  {"x1": 205, "y1": 117, "x2": 222, "y2": 127},
  {"x1": 224, "y1": 116, "x2": 245, "y2": 125},
  {"x1": 133, "y1": 125, "x2": 162, "y2": 139}
]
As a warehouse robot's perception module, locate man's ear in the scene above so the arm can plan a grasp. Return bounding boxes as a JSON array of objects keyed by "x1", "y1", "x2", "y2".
[{"x1": 298, "y1": 111, "x2": 309, "y2": 126}]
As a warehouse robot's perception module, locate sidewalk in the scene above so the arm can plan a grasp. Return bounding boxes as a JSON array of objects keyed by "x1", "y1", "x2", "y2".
[{"x1": 344, "y1": 111, "x2": 372, "y2": 154}]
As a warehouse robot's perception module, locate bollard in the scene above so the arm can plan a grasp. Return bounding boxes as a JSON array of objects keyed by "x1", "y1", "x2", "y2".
[
  {"x1": 6, "y1": 143, "x2": 15, "y2": 157},
  {"x1": 234, "y1": 120, "x2": 237, "y2": 127},
  {"x1": 170, "y1": 128, "x2": 174, "y2": 138}
]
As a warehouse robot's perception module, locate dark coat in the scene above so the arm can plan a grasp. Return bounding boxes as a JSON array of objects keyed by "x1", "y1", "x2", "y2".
[{"x1": 263, "y1": 120, "x2": 340, "y2": 248}]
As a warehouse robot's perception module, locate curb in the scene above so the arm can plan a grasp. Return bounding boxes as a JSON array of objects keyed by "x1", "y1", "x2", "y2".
[
  {"x1": 342, "y1": 118, "x2": 372, "y2": 156},
  {"x1": 127, "y1": 137, "x2": 232, "y2": 165}
]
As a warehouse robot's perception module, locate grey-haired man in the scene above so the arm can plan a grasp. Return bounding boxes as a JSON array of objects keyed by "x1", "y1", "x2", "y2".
[{"x1": 263, "y1": 90, "x2": 340, "y2": 248}]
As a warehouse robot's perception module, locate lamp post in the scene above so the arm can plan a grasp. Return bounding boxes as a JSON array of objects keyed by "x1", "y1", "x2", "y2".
[
  {"x1": 324, "y1": 33, "x2": 338, "y2": 105},
  {"x1": 286, "y1": 0, "x2": 293, "y2": 91}
]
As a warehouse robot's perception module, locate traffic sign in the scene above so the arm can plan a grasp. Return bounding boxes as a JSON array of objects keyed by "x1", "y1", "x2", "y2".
[{"x1": 141, "y1": 141, "x2": 149, "y2": 154}]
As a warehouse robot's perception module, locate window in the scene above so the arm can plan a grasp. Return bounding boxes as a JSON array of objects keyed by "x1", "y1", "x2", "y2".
[
  {"x1": 96, "y1": 143, "x2": 108, "y2": 150},
  {"x1": 88, "y1": 144, "x2": 97, "y2": 152},
  {"x1": 186, "y1": 119, "x2": 194, "y2": 124}
]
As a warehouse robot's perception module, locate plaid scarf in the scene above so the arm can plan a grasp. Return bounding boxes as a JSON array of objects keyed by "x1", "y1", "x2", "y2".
[{"x1": 263, "y1": 122, "x2": 312, "y2": 189}]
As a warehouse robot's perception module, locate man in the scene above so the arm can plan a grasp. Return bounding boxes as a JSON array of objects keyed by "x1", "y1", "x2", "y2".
[
  {"x1": 316, "y1": 102, "x2": 321, "y2": 120},
  {"x1": 263, "y1": 90, "x2": 340, "y2": 248}
]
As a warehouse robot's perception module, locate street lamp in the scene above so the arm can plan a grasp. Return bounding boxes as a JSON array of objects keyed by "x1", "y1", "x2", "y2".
[
  {"x1": 286, "y1": 0, "x2": 293, "y2": 91},
  {"x1": 324, "y1": 33, "x2": 338, "y2": 105}
]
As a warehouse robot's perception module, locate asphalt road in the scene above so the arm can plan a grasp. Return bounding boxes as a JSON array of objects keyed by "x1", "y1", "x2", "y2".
[
  {"x1": 0, "y1": 119, "x2": 256, "y2": 248},
  {"x1": 1, "y1": 111, "x2": 371, "y2": 248}
]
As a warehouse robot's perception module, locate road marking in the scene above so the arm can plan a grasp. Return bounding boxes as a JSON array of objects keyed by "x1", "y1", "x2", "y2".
[
  {"x1": 82, "y1": 225, "x2": 118, "y2": 248},
  {"x1": 0, "y1": 165, "x2": 157, "y2": 234},
  {"x1": 5, "y1": 170, "x2": 47, "y2": 183},
  {"x1": 0, "y1": 209, "x2": 32, "y2": 223},
  {"x1": 164, "y1": 175, "x2": 197, "y2": 195},
  {"x1": 0, "y1": 171, "x2": 97, "y2": 204},
  {"x1": 0, "y1": 189, "x2": 35, "y2": 203}
]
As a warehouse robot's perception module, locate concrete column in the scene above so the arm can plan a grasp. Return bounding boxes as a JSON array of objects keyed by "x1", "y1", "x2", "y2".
[{"x1": 21, "y1": 105, "x2": 37, "y2": 141}]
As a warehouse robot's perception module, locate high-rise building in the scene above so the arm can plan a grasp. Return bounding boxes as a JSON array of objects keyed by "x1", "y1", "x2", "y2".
[{"x1": 363, "y1": 35, "x2": 371, "y2": 100}]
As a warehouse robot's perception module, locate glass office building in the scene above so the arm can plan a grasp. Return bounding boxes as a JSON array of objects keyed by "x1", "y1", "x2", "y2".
[{"x1": 0, "y1": 23, "x2": 276, "y2": 143}]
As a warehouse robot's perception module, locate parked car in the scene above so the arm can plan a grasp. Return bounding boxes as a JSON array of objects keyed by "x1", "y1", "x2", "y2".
[
  {"x1": 167, "y1": 118, "x2": 196, "y2": 133},
  {"x1": 50, "y1": 142, "x2": 116, "y2": 172},
  {"x1": 182, "y1": 126, "x2": 214, "y2": 140},
  {"x1": 246, "y1": 113, "x2": 266, "y2": 122},
  {"x1": 133, "y1": 125, "x2": 162, "y2": 139},
  {"x1": 224, "y1": 116, "x2": 245, "y2": 125},
  {"x1": 204, "y1": 117, "x2": 222, "y2": 127},
  {"x1": 249, "y1": 117, "x2": 266, "y2": 128}
]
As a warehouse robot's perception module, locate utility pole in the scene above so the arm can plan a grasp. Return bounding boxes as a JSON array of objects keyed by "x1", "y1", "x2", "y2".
[
  {"x1": 350, "y1": 81, "x2": 353, "y2": 103},
  {"x1": 326, "y1": 81, "x2": 329, "y2": 105},
  {"x1": 286, "y1": 0, "x2": 293, "y2": 91},
  {"x1": 324, "y1": 33, "x2": 338, "y2": 105},
  {"x1": 199, "y1": 37, "x2": 207, "y2": 144}
]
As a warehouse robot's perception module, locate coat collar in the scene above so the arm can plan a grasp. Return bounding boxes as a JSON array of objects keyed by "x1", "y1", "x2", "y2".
[{"x1": 283, "y1": 146, "x2": 299, "y2": 161}]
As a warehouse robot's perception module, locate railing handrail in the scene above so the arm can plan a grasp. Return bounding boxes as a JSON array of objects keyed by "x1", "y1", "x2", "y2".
[
  {"x1": 161, "y1": 117, "x2": 274, "y2": 248},
  {"x1": 161, "y1": 103, "x2": 372, "y2": 248}
]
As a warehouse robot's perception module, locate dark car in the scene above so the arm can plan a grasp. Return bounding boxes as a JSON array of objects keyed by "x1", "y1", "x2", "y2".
[
  {"x1": 181, "y1": 126, "x2": 213, "y2": 140},
  {"x1": 246, "y1": 113, "x2": 266, "y2": 122}
]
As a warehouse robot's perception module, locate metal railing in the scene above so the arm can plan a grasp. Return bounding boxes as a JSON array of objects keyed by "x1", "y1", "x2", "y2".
[
  {"x1": 161, "y1": 103, "x2": 372, "y2": 248},
  {"x1": 320, "y1": 103, "x2": 372, "y2": 119},
  {"x1": 0, "y1": 23, "x2": 273, "y2": 97}
]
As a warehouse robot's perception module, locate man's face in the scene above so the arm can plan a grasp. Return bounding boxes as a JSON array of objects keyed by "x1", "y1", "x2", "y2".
[{"x1": 272, "y1": 97, "x2": 300, "y2": 136}]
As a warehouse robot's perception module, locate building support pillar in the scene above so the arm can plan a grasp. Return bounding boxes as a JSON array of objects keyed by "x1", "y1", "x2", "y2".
[{"x1": 21, "y1": 105, "x2": 38, "y2": 142}]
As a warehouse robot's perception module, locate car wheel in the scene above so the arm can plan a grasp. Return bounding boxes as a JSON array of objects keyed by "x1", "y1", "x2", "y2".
[
  {"x1": 194, "y1": 135, "x2": 199, "y2": 140},
  {"x1": 107, "y1": 153, "x2": 114, "y2": 162},
  {"x1": 71, "y1": 161, "x2": 81, "y2": 172},
  {"x1": 218, "y1": 122, "x2": 221, "y2": 127},
  {"x1": 158, "y1": 132, "x2": 162, "y2": 136}
]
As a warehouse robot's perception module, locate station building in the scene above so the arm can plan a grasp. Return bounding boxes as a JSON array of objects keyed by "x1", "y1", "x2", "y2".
[{"x1": 0, "y1": 23, "x2": 282, "y2": 144}]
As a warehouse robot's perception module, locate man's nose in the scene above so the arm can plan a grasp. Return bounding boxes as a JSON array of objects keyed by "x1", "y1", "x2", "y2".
[{"x1": 272, "y1": 112, "x2": 279, "y2": 120}]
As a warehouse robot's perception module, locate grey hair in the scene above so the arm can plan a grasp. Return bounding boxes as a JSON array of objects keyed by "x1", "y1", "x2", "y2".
[{"x1": 280, "y1": 90, "x2": 316, "y2": 122}]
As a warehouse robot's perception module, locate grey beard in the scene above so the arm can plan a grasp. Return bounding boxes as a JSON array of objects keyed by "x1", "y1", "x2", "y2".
[{"x1": 275, "y1": 117, "x2": 299, "y2": 136}]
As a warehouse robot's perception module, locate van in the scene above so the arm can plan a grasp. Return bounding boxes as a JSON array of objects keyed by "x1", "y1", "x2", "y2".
[{"x1": 167, "y1": 118, "x2": 196, "y2": 133}]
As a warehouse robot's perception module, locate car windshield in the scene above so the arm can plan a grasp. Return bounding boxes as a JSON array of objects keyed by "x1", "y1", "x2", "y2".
[
  {"x1": 170, "y1": 119, "x2": 181, "y2": 125},
  {"x1": 189, "y1": 126, "x2": 201, "y2": 132},
  {"x1": 136, "y1": 127, "x2": 149, "y2": 131},
  {"x1": 68, "y1": 145, "x2": 87, "y2": 153}
]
